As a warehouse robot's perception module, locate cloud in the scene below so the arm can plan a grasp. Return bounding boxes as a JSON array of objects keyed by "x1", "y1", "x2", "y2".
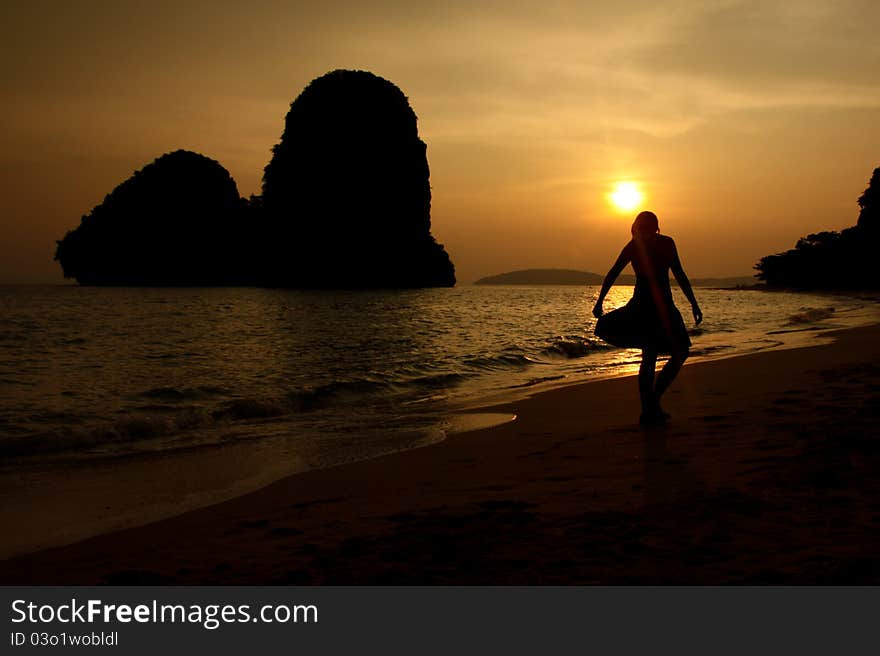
[{"x1": 376, "y1": 0, "x2": 880, "y2": 140}]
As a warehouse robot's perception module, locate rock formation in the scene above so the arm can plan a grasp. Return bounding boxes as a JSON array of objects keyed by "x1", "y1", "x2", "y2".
[
  {"x1": 261, "y1": 69, "x2": 455, "y2": 287},
  {"x1": 55, "y1": 150, "x2": 246, "y2": 285},
  {"x1": 55, "y1": 70, "x2": 456, "y2": 288}
]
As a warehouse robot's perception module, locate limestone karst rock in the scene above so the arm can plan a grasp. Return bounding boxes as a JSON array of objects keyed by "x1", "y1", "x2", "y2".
[
  {"x1": 55, "y1": 150, "x2": 245, "y2": 285},
  {"x1": 261, "y1": 69, "x2": 455, "y2": 288},
  {"x1": 54, "y1": 70, "x2": 456, "y2": 288}
]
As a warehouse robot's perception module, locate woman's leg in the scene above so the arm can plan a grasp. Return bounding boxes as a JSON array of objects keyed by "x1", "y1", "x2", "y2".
[
  {"x1": 639, "y1": 348, "x2": 658, "y2": 414},
  {"x1": 654, "y1": 346, "x2": 689, "y2": 409}
]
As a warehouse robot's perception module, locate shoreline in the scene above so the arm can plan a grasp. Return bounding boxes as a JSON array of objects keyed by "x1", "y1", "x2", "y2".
[
  {"x1": 454, "y1": 298, "x2": 879, "y2": 412},
  {"x1": 1, "y1": 301, "x2": 874, "y2": 562},
  {"x1": 2, "y1": 321, "x2": 879, "y2": 583}
]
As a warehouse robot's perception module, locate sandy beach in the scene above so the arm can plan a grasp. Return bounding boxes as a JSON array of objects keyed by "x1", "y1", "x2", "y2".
[{"x1": 2, "y1": 321, "x2": 879, "y2": 584}]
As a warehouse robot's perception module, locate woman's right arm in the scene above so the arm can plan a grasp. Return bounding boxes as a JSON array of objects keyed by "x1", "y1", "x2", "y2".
[{"x1": 592, "y1": 243, "x2": 631, "y2": 318}]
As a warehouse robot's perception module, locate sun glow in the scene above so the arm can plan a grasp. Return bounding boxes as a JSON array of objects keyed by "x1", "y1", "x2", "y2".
[{"x1": 609, "y1": 182, "x2": 644, "y2": 212}]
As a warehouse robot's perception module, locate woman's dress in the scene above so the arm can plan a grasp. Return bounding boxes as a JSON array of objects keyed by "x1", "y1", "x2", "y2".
[{"x1": 594, "y1": 235, "x2": 691, "y2": 353}]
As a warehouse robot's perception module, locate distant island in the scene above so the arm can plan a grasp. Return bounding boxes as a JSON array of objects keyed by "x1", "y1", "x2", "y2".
[
  {"x1": 55, "y1": 69, "x2": 455, "y2": 288},
  {"x1": 755, "y1": 166, "x2": 879, "y2": 289},
  {"x1": 474, "y1": 268, "x2": 756, "y2": 288}
]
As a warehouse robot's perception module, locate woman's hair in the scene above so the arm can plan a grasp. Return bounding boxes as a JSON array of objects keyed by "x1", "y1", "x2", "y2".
[{"x1": 631, "y1": 210, "x2": 659, "y2": 236}]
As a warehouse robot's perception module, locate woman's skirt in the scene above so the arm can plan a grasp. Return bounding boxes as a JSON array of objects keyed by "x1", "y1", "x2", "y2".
[{"x1": 595, "y1": 298, "x2": 691, "y2": 353}]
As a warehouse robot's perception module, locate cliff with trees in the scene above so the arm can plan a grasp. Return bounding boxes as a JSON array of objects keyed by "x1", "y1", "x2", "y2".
[
  {"x1": 54, "y1": 70, "x2": 455, "y2": 288},
  {"x1": 261, "y1": 69, "x2": 454, "y2": 288},
  {"x1": 755, "y1": 167, "x2": 880, "y2": 289},
  {"x1": 54, "y1": 150, "x2": 246, "y2": 286}
]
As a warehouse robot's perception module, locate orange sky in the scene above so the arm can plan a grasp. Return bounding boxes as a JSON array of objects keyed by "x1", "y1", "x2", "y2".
[{"x1": 2, "y1": 0, "x2": 879, "y2": 283}]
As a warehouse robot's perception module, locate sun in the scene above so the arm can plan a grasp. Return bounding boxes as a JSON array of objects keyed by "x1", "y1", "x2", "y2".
[{"x1": 609, "y1": 181, "x2": 644, "y2": 212}]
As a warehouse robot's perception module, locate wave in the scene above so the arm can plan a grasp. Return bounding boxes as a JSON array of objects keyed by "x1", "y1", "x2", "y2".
[
  {"x1": 508, "y1": 374, "x2": 567, "y2": 389},
  {"x1": 541, "y1": 335, "x2": 614, "y2": 359},
  {"x1": 688, "y1": 344, "x2": 734, "y2": 357},
  {"x1": 0, "y1": 407, "x2": 217, "y2": 458},
  {"x1": 463, "y1": 353, "x2": 536, "y2": 370},
  {"x1": 784, "y1": 306, "x2": 835, "y2": 325},
  {"x1": 405, "y1": 372, "x2": 469, "y2": 389},
  {"x1": 462, "y1": 336, "x2": 613, "y2": 370},
  {"x1": 140, "y1": 385, "x2": 231, "y2": 401},
  {"x1": 189, "y1": 379, "x2": 398, "y2": 422},
  {"x1": 1, "y1": 374, "x2": 474, "y2": 458}
]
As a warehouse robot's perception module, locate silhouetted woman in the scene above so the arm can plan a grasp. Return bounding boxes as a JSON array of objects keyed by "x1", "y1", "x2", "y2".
[{"x1": 592, "y1": 211, "x2": 702, "y2": 425}]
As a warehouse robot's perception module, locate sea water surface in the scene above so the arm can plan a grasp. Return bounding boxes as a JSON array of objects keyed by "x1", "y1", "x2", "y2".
[{"x1": 0, "y1": 284, "x2": 875, "y2": 471}]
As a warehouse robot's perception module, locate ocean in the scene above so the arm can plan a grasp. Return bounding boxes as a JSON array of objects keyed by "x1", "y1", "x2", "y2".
[{"x1": 0, "y1": 284, "x2": 875, "y2": 473}]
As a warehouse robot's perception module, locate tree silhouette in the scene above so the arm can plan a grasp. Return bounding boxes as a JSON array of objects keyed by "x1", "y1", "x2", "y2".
[
  {"x1": 857, "y1": 167, "x2": 880, "y2": 234},
  {"x1": 755, "y1": 167, "x2": 880, "y2": 289}
]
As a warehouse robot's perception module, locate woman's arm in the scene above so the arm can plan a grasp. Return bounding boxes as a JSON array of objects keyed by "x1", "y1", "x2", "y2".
[
  {"x1": 669, "y1": 240, "x2": 703, "y2": 324},
  {"x1": 592, "y1": 243, "x2": 631, "y2": 318}
]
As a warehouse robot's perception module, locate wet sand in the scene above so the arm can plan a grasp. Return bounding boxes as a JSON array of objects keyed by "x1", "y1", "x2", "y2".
[{"x1": 2, "y1": 323, "x2": 879, "y2": 584}]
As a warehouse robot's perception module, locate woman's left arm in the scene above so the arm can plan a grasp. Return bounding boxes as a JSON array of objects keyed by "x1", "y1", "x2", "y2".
[{"x1": 670, "y1": 241, "x2": 703, "y2": 324}]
